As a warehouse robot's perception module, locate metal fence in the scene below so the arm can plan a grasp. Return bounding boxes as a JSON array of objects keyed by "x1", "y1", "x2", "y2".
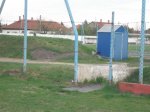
[{"x1": 0, "y1": 17, "x2": 150, "y2": 84}]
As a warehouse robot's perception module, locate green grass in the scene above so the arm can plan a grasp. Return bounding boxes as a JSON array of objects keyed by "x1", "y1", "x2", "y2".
[
  {"x1": 84, "y1": 43, "x2": 150, "y2": 53},
  {"x1": 84, "y1": 44, "x2": 97, "y2": 51},
  {"x1": 0, "y1": 35, "x2": 105, "y2": 64},
  {"x1": 0, "y1": 35, "x2": 150, "y2": 67},
  {"x1": 128, "y1": 44, "x2": 150, "y2": 52},
  {"x1": 125, "y1": 67, "x2": 150, "y2": 84},
  {"x1": 120, "y1": 57, "x2": 150, "y2": 67},
  {"x1": 0, "y1": 62, "x2": 150, "y2": 112}
]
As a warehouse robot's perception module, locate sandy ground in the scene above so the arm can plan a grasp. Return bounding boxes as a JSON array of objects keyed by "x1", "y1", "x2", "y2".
[{"x1": 0, "y1": 57, "x2": 74, "y2": 66}]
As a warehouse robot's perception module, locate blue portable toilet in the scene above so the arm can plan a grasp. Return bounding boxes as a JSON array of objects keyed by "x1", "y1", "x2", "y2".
[{"x1": 97, "y1": 24, "x2": 128, "y2": 60}]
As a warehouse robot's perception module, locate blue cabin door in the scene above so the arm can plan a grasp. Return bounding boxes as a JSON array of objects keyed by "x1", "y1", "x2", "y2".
[{"x1": 114, "y1": 33, "x2": 123, "y2": 60}]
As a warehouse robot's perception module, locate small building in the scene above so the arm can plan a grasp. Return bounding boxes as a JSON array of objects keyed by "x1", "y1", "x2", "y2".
[
  {"x1": 97, "y1": 24, "x2": 128, "y2": 60},
  {"x1": 2, "y1": 16, "x2": 70, "y2": 35}
]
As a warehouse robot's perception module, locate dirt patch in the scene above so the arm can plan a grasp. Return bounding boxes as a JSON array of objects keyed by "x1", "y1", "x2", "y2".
[
  {"x1": 31, "y1": 48, "x2": 73, "y2": 60},
  {"x1": 2, "y1": 69, "x2": 20, "y2": 76},
  {"x1": 31, "y1": 48, "x2": 57, "y2": 60}
]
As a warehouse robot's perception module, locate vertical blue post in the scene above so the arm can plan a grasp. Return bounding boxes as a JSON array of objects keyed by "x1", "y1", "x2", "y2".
[
  {"x1": 23, "y1": 0, "x2": 28, "y2": 73},
  {"x1": 109, "y1": 12, "x2": 115, "y2": 84},
  {"x1": 64, "y1": 0, "x2": 78, "y2": 82},
  {"x1": 0, "y1": 0, "x2": 6, "y2": 15},
  {"x1": 139, "y1": 0, "x2": 146, "y2": 84}
]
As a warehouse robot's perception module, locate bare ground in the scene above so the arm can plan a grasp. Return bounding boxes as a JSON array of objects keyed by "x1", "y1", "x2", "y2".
[
  {"x1": 0, "y1": 57, "x2": 74, "y2": 65},
  {"x1": 31, "y1": 48, "x2": 73, "y2": 60}
]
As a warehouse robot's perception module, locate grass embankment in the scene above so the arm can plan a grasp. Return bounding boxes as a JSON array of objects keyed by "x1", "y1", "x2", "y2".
[
  {"x1": 0, "y1": 35, "x2": 105, "y2": 64},
  {"x1": 0, "y1": 62, "x2": 150, "y2": 112},
  {"x1": 0, "y1": 35, "x2": 150, "y2": 65}
]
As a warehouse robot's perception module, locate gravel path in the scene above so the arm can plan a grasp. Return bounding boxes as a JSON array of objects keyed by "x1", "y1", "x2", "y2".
[{"x1": 0, "y1": 57, "x2": 74, "y2": 65}]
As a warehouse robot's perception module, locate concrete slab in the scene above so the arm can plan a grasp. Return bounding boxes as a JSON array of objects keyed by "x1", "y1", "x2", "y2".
[{"x1": 63, "y1": 84, "x2": 102, "y2": 93}]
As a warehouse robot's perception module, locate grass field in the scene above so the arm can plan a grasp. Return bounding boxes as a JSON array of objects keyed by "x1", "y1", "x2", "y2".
[
  {"x1": 85, "y1": 44, "x2": 150, "y2": 66},
  {"x1": 0, "y1": 35, "x2": 150, "y2": 111},
  {"x1": 0, "y1": 35, "x2": 150, "y2": 65},
  {"x1": 128, "y1": 44, "x2": 150, "y2": 52},
  {"x1": 125, "y1": 67, "x2": 150, "y2": 84},
  {"x1": 0, "y1": 35, "x2": 106, "y2": 64},
  {"x1": 85, "y1": 44, "x2": 150, "y2": 52},
  {"x1": 0, "y1": 62, "x2": 150, "y2": 112}
]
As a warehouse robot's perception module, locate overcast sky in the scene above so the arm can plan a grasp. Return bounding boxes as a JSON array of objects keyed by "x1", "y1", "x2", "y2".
[{"x1": 1, "y1": 0, "x2": 150, "y2": 28}]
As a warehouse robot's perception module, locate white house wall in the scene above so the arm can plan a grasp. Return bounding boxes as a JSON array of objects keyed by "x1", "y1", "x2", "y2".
[
  {"x1": 1, "y1": 32, "x2": 149, "y2": 44},
  {"x1": 2, "y1": 30, "x2": 35, "y2": 34}
]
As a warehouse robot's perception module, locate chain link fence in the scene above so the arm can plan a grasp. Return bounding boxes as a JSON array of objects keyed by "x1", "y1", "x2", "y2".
[{"x1": 0, "y1": 19, "x2": 150, "y2": 83}]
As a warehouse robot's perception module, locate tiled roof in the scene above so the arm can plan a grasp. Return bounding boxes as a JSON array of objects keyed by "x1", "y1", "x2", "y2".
[
  {"x1": 2, "y1": 20, "x2": 67, "y2": 31},
  {"x1": 97, "y1": 22, "x2": 111, "y2": 28}
]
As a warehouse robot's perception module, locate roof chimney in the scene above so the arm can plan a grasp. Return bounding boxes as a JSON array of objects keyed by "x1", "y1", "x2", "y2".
[
  {"x1": 23, "y1": 15, "x2": 24, "y2": 20},
  {"x1": 108, "y1": 20, "x2": 110, "y2": 23},
  {"x1": 31, "y1": 17, "x2": 33, "y2": 20}
]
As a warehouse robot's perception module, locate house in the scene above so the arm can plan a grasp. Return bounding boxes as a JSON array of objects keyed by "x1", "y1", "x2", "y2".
[
  {"x1": 97, "y1": 19, "x2": 111, "y2": 29},
  {"x1": 2, "y1": 16, "x2": 70, "y2": 35},
  {"x1": 88, "y1": 19, "x2": 111, "y2": 29},
  {"x1": 97, "y1": 24, "x2": 128, "y2": 60},
  {"x1": 76, "y1": 19, "x2": 111, "y2": 36}
]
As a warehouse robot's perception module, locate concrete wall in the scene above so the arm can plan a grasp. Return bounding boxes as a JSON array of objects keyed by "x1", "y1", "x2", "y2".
[
  {"x1": 2, "y1": 30, "x2": 35, "y2": 34},
  {"x1": 78, "y1": 63, "x2": 135, "y2": 83}
]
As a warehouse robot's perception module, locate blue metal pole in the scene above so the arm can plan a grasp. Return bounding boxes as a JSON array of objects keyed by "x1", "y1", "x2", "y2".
[
  {"x1": 109, "y1": 12, "x2": 115, "y2": 84},
  {"x1": 0, "y1": 0, "x2": 6, "y2": 15},
  {"x1": 23, "y1": 0, "x2": 28, "y2": 73},
  {"x1": 64, "y1": 0, "x2": 78, "y2": 82},
  {"x1": 139, "y1": 0, "x2": 146, "y2": 84}
]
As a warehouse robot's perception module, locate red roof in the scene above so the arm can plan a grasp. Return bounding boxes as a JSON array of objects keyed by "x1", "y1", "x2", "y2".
[
  {"x1": 97, "y1": 21, "x2": 111, "y2": 28},
  {"x1": 2, "y1": 20, "x2": 68, "y2": 31}
]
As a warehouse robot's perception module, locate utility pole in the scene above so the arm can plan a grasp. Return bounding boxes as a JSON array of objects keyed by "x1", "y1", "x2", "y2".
[
  {"x1": 96, "y1": 20, "x2": 98, "y2": 52},
  {"x1": 109, "y1": 12, "x2": 115, "y2": 84},
  {"x1": 40, "y1": 15, "x2": 42, "y2": 33},
  {"x1": 139, "y1": 0, "x2": 146, "y2": 84},
  {"x1": 64, "y1": 0, "x2": 79, "y2": 82},
  {"x1": 23, "y1": 0, "x2": 28, "y2": 73},
  {"x1": 0, "y1": 0, "x2": 6, "y2": 15},
  {"x1": 0, "y1": 0, "x2": 6, "y2": 32}
]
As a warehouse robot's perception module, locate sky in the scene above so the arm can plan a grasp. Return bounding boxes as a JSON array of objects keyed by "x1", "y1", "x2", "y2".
[{"x1": 1, "y1": 0, "x2": 150, "y2": 28}]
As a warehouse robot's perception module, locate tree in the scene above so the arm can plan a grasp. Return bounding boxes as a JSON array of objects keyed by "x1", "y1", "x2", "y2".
[{"x1": 77, "y1": 20, "x2": 97, "y2": 36}]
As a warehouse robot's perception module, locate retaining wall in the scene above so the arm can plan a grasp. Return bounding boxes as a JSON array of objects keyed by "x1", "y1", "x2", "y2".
[{"x1": 78, "y1": 63, "x2": 135, "y2": 83}]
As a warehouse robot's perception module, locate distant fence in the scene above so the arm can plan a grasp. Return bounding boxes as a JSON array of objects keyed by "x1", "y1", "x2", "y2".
[
  {"x1": 0, "y1": 32, "x2": 96, "y2": 44},
  {"x1": 0, "y1": 33, "x2": 150, "y2": 44}
]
